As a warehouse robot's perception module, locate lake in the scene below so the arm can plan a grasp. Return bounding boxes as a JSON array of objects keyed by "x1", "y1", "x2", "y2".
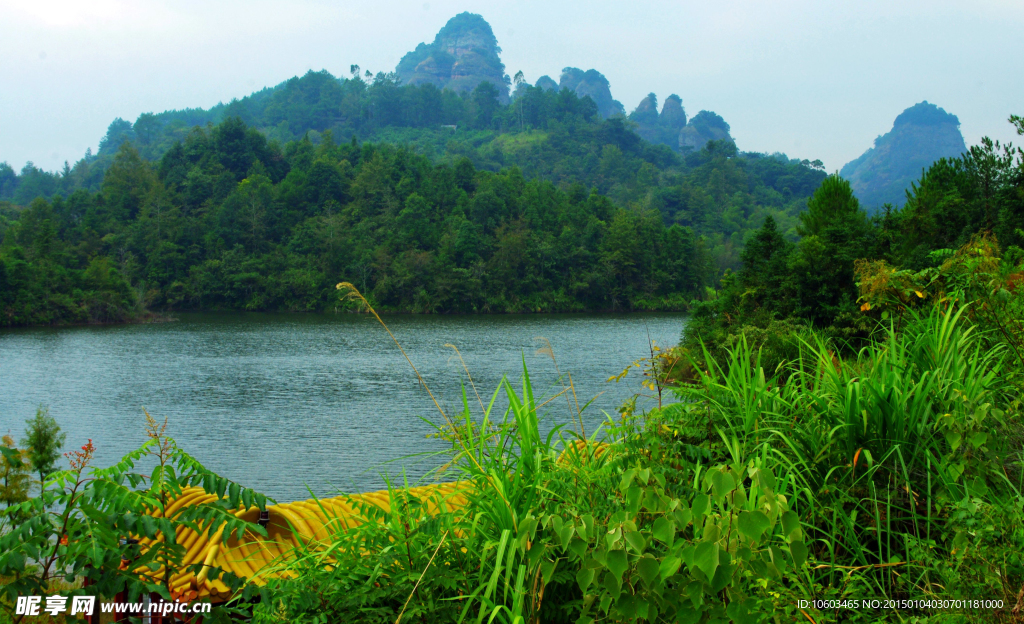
[{"x1": 0, "y1": 313, "x2": 686, "y2": 502}]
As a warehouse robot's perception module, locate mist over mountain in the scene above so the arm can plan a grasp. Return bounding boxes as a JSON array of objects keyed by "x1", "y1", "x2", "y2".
[{"x1": 840, "y1": 101, "x2": 966, "y2": 209}]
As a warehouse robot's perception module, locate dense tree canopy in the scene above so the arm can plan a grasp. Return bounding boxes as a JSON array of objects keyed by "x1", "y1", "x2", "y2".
[
  {"x1": 0, "y1": 121, "x2": 719, "y2": 325},
  {"x1": 0, "y1": 77, "x2": 829, "y2": 327},
  {"x1": 687, "y1": 115, "x2": 1024, "y2": 351}
]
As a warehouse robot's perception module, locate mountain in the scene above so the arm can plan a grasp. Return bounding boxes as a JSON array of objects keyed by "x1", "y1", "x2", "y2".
[
  {"x1": 534, "y1": 76, "x2": 558, "y2": 92},
  {"x1": 395, "y1": 12, "x2": 510, "y2": 102},
  {"x1": 840, "y1": 101, "x2": 966, "y2": 209},
  {"x1": 558, "y1": 68, "x2": 624, "y2": 119},
  {"x1": 628, "y1": 93, "x2": 688, "y2": 148},
  {"x1": 1, "y1": 11, "x2": 781, "y2": 216},
  {"x1": 680, "y1": 111, "x2": 733, "y2": 152},
  {"x1": 627, "y1": 95, "x2": 734, "y2": 153}
]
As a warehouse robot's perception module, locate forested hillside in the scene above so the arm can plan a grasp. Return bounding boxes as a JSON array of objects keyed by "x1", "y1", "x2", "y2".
[
  {"x1": 683, "y1": 114, "x2": 1024, "y2": 361},
  {"x1": 0, "y1": 12, "x2": 831, "y2": 327},
  {"x1": 0, "y1": 97, "x2": 825, "y2": 327}
]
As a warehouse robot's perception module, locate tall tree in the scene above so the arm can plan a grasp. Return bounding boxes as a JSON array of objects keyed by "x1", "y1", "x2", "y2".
[
  {"x1": 797, "y1": 173, "x2": 863, "y2": 237},
  {"x1": 21, "y1": 406, "x2": 66, "y2": 489}
]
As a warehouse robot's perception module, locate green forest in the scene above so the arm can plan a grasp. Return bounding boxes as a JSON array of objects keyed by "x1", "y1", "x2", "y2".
[
  {"x1": 685, "y1": 114, "x2": 1024, "y2": 351},
  {"x1": 0, "y1": 75, "x2": 826, "y2": 327}
]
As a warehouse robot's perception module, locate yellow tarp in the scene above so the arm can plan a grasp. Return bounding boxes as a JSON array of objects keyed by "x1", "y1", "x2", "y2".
[
  {"x1": 138, "y1": 481, "x2": 468, "y2": 601},
  {"x1": 138, "y1": 441, "x2": 606, "y2": 601}
]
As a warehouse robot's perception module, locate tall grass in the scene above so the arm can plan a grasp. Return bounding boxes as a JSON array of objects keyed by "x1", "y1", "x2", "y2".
[
  {"x1": 667, "y1": 304, "x2": 1023, "y2": 617},
  {"x1": 236, "y1": 297, "x2": 1023, "y2": 622}
]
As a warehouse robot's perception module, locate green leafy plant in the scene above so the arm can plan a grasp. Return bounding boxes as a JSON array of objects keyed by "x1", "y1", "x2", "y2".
[{"x1": 0, "y1": 413, "x2": 269, "y2": 623}]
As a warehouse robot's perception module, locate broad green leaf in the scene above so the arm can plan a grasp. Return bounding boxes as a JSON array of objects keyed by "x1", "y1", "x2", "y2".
[
  {"x1": 635, "y1": 596, "x2": 650, "y2": 620},
  {"x1": 754, "y1": 467, "x2": 776, "y2": 493},
  {"x1": 781, "y1": 510, "x2": 801, "y2": 539},
  {"x1": 603, "y1": 569, "x2": 622, "y2": 598},
  {"x1": 652, "y1": 516, "x2": 675, "y2": 544},
  {"x1": 624, "y1": 531, "x2": 646, "y2": 554},
  {"x1": 636, "y1": 555, "x2": 660, "y2": 587},
  {"x1": 710, "y1": 561, "x2": 733, "y2": 593},
  {"x1": 680, "y1": 544, "x2": 696, "y2": 567},
  {"x1": 710, "y1": 470, "x2": 735, "y2": 502},
  {"x1": 569, "y1": 536, "x2": 587, "y2": 558},
  {"x1": 702, "y1": 521, "x2": 720, "y2": 543},
  {"x1": 769, "y1": 545, "x2": 788, "y2": 575},
  {"x1": 679, "y1": 605, "x2": 703, "y2": 624},
  {"x1": 726, "y1": 598, "x2": 760, "y2": 624},
  {"x1": 581, "y1": 514, "x2": 595, "y2": 541},
  {"x1": 576, "y1": 567, "x2": 595, "y2": 593},
  {"x1": 692, "y1": 541, "x2": 719, "y2": 580},
  {"x1": 541, "y1": 559, "x2": 557, "y2": 585},
  {"x1": 626, "y1": 485, "x2": 643, "y2": 511},
  {"x1": 685, "y1": 580, "x2": 703, "y2": 608},
  {"x1": 559, "y1": 524, "x2": 575, "y2": 550},
  {"x1": 737, "y1": 510, "x2": 771, "y2": 543},
  {"x1": 691, "y1": 493, "x2": 710, "y2": 518},
  {"x1": 659, "y1": 555, "x2": 682, "y2": 580},
  {"x1": 605, "y1": 526, "x2": 622, "y2": 550},
  {"x1": 619, "y1": 469, "x2": 636, "y2": 493},
  {"x1": 790, "y1": 540, "x2": 808, "y2": 567},
  {"x1": 642, "y1": 488, "x2": 660, "y2": 512},
  {"x1": 945, "y1": 430, "x2": 962, "y2": 451},
  {"x1": 606, "y1": 549, "x2": 628, "y2": 583}
]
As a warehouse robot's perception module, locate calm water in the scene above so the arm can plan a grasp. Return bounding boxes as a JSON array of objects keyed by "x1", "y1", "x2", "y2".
[{"x1": 0, "y1": 313, "x2": 685, "y2": 502}]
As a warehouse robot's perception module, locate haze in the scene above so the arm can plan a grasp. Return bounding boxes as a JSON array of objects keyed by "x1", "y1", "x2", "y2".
[{"x1": 2, "y1": 0, "x2": 1021, "y2": 172}]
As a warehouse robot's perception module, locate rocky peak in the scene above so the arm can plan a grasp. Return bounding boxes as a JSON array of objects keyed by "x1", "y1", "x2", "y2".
[
  {"x1": 659, "y1": 95, "x2": 686, "y2": 130},
  {"x1": 630, "y1": 93, "x2": 659, "y2": 126},
  {"x1": 395, "y1": 13, "x2": 510, "y2": 102},
  {"x1": 534, "y1": 75, "x2": 558, "y2": 92},
  {"x1": 679, "y1": 110, "x2": 733, "y2": 152},
  {"x1": 559, "y1": 68, "x2": 624, "y2": 119},
  {"x1": 840, "y1": 101, "x2": 966, "y2": 209}
]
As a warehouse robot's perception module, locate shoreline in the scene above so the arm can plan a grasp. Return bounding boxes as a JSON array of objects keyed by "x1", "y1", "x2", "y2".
[{"x1": 1, "y1": 307, "x2": 690, "y2": 330}]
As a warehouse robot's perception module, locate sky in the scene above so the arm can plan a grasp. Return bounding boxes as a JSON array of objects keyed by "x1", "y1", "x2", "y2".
[{"x1": 1, "y1": 0, "x2": 1022, "y2": 173}]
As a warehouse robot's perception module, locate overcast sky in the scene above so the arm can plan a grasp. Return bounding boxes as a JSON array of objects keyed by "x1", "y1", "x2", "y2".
[{"x1": 2, "y1": 0, "x2": 1022, "y2": 173}]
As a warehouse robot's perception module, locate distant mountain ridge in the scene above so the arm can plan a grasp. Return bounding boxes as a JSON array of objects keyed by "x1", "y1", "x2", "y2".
[
  {"x1": 840, "y1": 101, "x2": 966, "y2": 209},
  {"x1": 1, "y1": 12, "x2": 740, "y2": 203},
  {"x1": 627, "y1": 93, "x2": 733, "y2": 153}
]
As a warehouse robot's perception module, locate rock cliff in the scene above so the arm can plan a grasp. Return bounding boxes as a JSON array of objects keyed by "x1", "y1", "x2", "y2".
[
  {"x1": 629, "y1": 93, "x2": 689, "y2": 148},
  {"x1": 680, "y1": 111, "x2": 733, "y2": 152},
  {"x1": 840, "y1": 101, "x2": 967, "y2": 209},
  {"x1": 534, "y1": 75, "x2": 559, "y2": 92},
  {"x1": 395, "y1": 13, "x2": 510, "y2": 102},
  {"x1": 559, "y1": 68, "x2": 624, "y2": 119}
]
